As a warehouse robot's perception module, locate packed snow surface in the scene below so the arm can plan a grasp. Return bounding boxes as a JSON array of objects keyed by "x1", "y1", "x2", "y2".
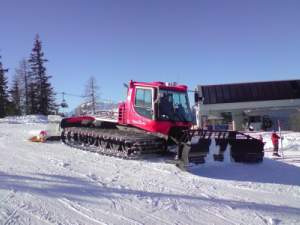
[
  {"x1": 0, "y1": 115, "x2": 48, "y2": 124},
  {"x1": 0, "y1": 117, "x2": 300, "y2": 225}
]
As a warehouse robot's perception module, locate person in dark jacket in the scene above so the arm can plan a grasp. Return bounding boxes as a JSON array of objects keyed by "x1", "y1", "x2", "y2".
[
  {"x1": 159, "y1": 93, "x2": 174, "y2": 119},
  {"x1": 271, "y1": 131, "x2": 280, "y2": 156}
]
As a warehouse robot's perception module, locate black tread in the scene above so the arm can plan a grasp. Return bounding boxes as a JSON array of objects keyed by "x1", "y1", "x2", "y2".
[{"x1": 62, "y1": 127, "x2": 167, "y2": 159}]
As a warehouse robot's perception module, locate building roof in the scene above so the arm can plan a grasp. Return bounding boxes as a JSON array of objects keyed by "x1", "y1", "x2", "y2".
[{"x1": 198, "y1": 79, "x2": 300, "y2": 105}]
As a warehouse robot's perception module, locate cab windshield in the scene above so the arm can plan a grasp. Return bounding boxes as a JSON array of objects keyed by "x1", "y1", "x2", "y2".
[{"x1": 158, "y1": 89, "x2": 193, "y2": 122}]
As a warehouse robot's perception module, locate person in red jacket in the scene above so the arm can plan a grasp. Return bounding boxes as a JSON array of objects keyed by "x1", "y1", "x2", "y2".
[{"x1": 271, "y1": 131, "x2": 280, "y2": 157}]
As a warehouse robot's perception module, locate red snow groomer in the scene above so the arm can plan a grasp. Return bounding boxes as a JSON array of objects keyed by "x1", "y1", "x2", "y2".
[{"x1": 61, "y1": 81, "x2": 264, "y2": 168}]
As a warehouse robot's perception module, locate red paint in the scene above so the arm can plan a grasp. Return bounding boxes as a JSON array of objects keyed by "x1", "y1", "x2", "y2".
[
  {"x1": 67, "y1": 116, "x2": 95, "y2": 123},
  {"x1": 118, "y1": 80, "x2": 192, "y2": 136},
  {"x1": 64, "y1": 81, "x2": 192, "y2": 137}
]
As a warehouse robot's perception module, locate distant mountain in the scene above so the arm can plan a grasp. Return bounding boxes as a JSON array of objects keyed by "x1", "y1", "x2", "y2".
[{"x1": 74, "y1": 101, "x2": 119, "y2": 116}]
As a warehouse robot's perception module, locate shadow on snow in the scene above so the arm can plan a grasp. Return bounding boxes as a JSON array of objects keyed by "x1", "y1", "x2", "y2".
[
  {"x1": 0, "y1": 171, "x2": 299, "y2": 217},
  {"x1": 189, "y1": 158, "x2": 300, "y2": 186}
]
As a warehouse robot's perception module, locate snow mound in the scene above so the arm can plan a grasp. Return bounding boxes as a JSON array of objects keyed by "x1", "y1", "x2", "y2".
[
  {"x1": 0, "y1": 115, "x2": 48, "y2": 124},
  {"x1": 250, "y1": 131, "x2": 300, "y2": 152}
]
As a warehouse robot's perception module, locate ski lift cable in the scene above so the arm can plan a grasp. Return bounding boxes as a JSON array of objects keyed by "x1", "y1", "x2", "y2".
[
  {"x1": 57, "y1": 92, "x2": 87, "y2": 98},
  {"x1": 57, "y1": 91, "x2": 116, "y2": 103}
]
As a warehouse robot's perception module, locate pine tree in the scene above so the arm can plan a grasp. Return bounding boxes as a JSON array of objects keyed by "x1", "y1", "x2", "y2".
[
  {"x1": 15, "y1": 59, "x2": 30, "y2": 114},
  {"x1": 28, "y1": 34, "x2": 56, "y2": 115},
  {"x1": 28, "y1": 72, "x2": 37, "y2": 114},
  {"x1": 0, "y1": 56, "x2": 9, "y2": 118},
  {"x1": 9, "y1": 75, "x2": 22, "y2": 115},
  {"x1": 15, "y1": 59, "x2": 30, "y2": 115}
]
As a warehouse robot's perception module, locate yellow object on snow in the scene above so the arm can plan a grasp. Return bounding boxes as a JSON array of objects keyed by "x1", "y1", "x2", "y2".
[{"x1": 29, "y1": 130, "x2": 47, "y2": 143}]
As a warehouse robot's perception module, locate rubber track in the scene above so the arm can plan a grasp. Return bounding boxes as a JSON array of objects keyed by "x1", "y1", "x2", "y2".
[{"x1": 62, "y1": 127, "x2": 167, "y2": 160}]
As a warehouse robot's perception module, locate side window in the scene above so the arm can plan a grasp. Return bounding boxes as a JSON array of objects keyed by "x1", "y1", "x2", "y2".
[{"x1": 135, "y1": 88, "x2": 153, "y2": 119}]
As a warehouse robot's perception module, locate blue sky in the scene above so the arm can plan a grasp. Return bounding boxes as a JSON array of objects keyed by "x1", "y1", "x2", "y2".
[{"x1": 1, "y1": 0, "x2": 300, "y2": 110}]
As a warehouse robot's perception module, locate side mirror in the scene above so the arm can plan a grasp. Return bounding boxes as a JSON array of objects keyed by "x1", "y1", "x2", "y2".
[{"x1": 194, "y1": 92, "x2": 203, "y2": 103}]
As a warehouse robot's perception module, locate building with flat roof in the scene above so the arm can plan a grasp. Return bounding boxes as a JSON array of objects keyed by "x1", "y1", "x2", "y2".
[{"x1": 194, "y1": 79, "x2": 300, "y2": 131}]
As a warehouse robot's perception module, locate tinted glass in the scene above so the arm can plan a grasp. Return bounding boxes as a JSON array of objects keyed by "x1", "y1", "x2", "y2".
[
  {"x1": 159, "y1": 89, "x2": 193, "y2": 122},
  {"x1": 135, "y1": 88, "x2": 153, "y2": 119}
]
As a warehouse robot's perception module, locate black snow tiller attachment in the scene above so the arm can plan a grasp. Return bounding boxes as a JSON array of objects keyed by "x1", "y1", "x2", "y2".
[{"x1": 176, "y1": 129, "x2": 264, "y2": 167}]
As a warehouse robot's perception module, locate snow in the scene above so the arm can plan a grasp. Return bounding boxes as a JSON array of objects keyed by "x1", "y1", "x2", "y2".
[
  {"x1": 0, "y1": 116, "x2": 300, "y2": 225},
  {"x1": 0, "y1": 115, "x2": 48, "y2": 124}
]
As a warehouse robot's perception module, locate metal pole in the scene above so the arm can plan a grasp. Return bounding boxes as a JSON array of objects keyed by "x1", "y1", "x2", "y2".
[{"x1": 278, "y1": 120, "x2": 284, "y2": 159}]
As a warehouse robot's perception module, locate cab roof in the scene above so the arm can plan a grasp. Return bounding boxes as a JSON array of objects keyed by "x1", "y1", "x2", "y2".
[{"x1": 130, "y1": 80, "x2": 188, "y2": 92}]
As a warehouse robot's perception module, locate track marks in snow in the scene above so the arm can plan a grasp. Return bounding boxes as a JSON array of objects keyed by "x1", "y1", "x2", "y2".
[
  {"x1": 0, "y1": 191, "x2": 19, "y2": 225},
  {"x1": 58, "y1": 197, "x2": 144, "y2": 225},
  {"x1": 119, "y1": 200, "x2": 175, "y2": 225},
  {"x1": 2, "y1": 206, "x2": 24, "y2": 225},
  {"x1": 2, "y1": 124, "x2": 300, "y2": 225},
  {"x1": 39, "y1": 160, "x2": 151, "y2": 224},
  {"x1": 58, "y1": 198, "x2": 107, "y2": 225},
  {"x1": 0, "y1": 194, "x2": 56, "y2": 225},
  {"x1": 45, "y1": 165, "x2": 180, "y2": 225},
  {"x1": 13, "y1": 205, "x2": 55, "y2": 225}
]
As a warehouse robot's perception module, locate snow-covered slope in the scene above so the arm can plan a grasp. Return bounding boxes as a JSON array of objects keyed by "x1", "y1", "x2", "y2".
[
  {"x1": 0, "y1": 115, "x2": 48, "y2": 124},
  {"x1": 0, "y1": 119, "x2": 300, "y2": 225}
]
